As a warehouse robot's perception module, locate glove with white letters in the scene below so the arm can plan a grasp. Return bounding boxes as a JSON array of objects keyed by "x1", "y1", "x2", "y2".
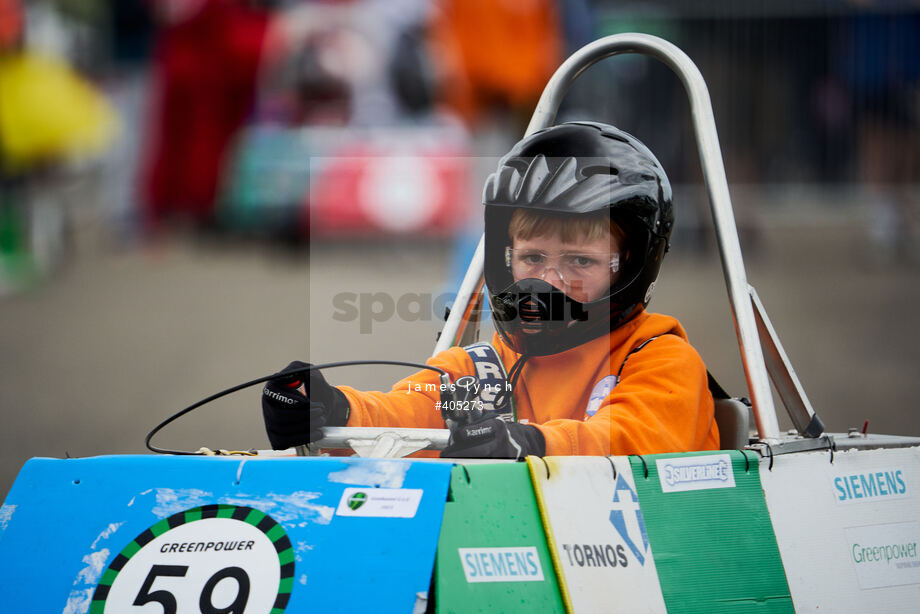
[
  {"x1": 261, "y1": 361, "x2": 350, "y2": 449},
  {"x1": 441, "y1": 416, "x2": 546, "y2": 459}
]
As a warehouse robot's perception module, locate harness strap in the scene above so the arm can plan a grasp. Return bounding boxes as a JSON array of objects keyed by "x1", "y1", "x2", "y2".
[
  {"x1": 617, "y1": 334, "x2": 733, "y2": 400},
  {"x1": 463, "y1": 343, "x2": 516, "y2": 422},
  {"x1": 616, "y1": 335, "x2": 661, "y2": 379},
  {"x1": 465, "y1": 336, "x2": 734, "y2": 424}
]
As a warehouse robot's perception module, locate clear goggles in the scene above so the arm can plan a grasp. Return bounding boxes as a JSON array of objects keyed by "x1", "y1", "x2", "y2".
[{"x1": 505, "y1": 246, "x2": 620, "y2": 284}]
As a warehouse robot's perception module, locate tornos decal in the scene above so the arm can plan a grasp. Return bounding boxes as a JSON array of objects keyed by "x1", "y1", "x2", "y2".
[
  {"x1": 559, "y1": 543, "x2": 628, "y2": 568},
  {"x1": 608, "y1": 473, "x2": 650, "y2": 565}
]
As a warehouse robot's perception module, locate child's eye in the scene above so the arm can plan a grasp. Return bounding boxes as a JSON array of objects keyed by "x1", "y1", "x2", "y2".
[
  {"x1": 567, "y1": 255, "x2": 599, "y2": 268},
  {"x1": 519, "y1": 253, "x2": 545, "y2": 265}
]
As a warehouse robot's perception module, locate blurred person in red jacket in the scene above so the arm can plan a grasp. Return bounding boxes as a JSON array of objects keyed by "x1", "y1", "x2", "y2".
[
  {"x1": 261, "y1": 122, "x2": 719, "y2": 458},
  {"x1": 141, "y1": 0, "x2": 279, "y2": 233},
  {"x1": 0, "y1": 0, "x2": 22, "y2": 51}
]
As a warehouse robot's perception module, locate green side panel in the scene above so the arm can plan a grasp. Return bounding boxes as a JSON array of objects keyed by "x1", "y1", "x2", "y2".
[
  {"x1": 435, "y1": 463, "x2": 565, "y2": 614},
  {"x1": 630, "y1": 451, "x2": 793, "y2": 614}
]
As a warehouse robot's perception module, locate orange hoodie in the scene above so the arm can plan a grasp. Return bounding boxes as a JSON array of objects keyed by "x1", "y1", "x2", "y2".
[{"x1": 339, "y1": 310, "x2": 719, "y2": 456}]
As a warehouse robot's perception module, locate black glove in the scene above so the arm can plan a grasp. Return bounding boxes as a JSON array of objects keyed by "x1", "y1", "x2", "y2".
[
  {"x1": 261, "y1": 361, "x2": 350, "y2": 450},
  {"x1": 441, "y1": 417, "x2": 546, "y2": 460}
]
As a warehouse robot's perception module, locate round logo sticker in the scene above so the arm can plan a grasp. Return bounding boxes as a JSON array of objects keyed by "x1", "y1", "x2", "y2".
[
  {"x1": 585, "y1": 375, "x2": 618, "y2": 418},
  {"x1": 347, "y1": 492, "x2": 367, "y2": 511},
  {"x1": 90, "y1": 505, "x2": 294, "y2": 613}
]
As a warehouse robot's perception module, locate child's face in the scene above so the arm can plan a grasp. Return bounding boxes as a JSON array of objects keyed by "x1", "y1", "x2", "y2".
[{"x1": 510, "y1": 232, "x2": 621, "y2": 303}]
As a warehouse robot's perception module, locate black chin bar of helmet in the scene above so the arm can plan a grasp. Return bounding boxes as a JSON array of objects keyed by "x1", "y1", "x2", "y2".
[
  {"x1": 492, "y1": 278, "x2": 590, "y2": 324},
  {"x1": 490, "y1": 278, "x2": 606, "y2": 356}
]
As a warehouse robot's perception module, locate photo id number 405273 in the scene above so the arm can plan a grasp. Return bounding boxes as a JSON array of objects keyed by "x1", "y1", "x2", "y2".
[{"x1": 437, "y1": 400, "x2": 484, "y2": 411}]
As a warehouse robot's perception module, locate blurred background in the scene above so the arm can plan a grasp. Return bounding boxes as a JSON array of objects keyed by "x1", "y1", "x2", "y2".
[{"x1": 2, "y1": 0, "x2": 919, "y2": 500}]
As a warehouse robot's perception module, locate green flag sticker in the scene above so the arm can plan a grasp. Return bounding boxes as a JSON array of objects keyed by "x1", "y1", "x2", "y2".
[{"x1": 347, "y1": 492, "x2": 368, "y2": 510}]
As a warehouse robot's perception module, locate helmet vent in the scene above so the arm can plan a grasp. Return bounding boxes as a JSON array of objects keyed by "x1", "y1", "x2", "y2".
[
  {"x1": 518, "y1": 154, "x2": 552, "y2": 202},
  {"x1": 485, "y1": 165, "x2": 522, "y2": 202},
  {"x1": 602, "y1": 134, "x2": 631, "y2": 145},
  {"x1": 519, "y1": 298, "x2": 542, "y2": 321},
  {"x1": 540, "y1": 156, "x2": 579, "y2": 205},
  {"x1": 582, "y1": 165, "x2": 619, "y2": 177}
]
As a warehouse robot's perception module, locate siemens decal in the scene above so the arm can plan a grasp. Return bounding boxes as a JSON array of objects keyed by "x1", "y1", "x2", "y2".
[
  {"x1": 833, "y1": 468, "x2": 907, "y2": 504},
  {"x1": 459, "y1": 547, "x2": 544, "y2": 583}
]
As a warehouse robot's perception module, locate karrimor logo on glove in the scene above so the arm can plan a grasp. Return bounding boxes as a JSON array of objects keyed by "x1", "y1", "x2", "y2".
[
  {"x1": 466, "y1": 424, "x2": 495, "y2": 438},
  {"x1": 263, "y1": 388, "x2": 297, "y2": 405},
  {"x1": 655, "y1": 454, "x2": 736, "y2": 493}
]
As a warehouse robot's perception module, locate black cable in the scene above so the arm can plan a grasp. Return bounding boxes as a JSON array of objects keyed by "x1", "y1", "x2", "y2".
[
  {"x1": 634, "y1": 454, "x2": 649, "y2": 479},
  {"x1": 507, "y1": 354, "x2": 529, "y2": 394},
  {"x1": 145, "y1": 360, "x2": 450, "y2": 455},
  {"x1": 740, "y1": 449, "x2": 751, "y2": 473},
  {"x1": 605, "y1": 455, "x2": 618, "y2": 480}
]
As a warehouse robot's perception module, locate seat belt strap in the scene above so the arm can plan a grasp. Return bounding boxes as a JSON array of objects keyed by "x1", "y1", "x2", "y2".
[{"x1": 463, "y1": 342, "x2": 516, "y2": 422}]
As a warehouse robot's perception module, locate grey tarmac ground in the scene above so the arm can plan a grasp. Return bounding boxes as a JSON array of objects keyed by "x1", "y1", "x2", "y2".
[{"x1": 1, "y1": 210, "x2": 919, "y2": 501}]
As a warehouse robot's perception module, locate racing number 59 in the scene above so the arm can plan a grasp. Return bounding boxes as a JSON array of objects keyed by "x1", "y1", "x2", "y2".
[{"x1": 133, "y1": 564, "x2": 251, "y2": 613}]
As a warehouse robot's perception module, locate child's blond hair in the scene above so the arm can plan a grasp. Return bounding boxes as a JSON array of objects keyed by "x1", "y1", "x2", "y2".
[{"x1": 509, "y1": 208, "x2": 626, "y2": 248}]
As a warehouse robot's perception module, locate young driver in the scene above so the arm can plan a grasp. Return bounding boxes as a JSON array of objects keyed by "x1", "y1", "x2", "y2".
[{"x1": 262, "y1": 122, "x2": 720, "y2": 458}]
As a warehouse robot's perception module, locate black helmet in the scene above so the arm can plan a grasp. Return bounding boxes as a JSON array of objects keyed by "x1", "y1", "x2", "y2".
[{"x1": 483, "y1": 121, "x2": 673, "y2": 356}]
